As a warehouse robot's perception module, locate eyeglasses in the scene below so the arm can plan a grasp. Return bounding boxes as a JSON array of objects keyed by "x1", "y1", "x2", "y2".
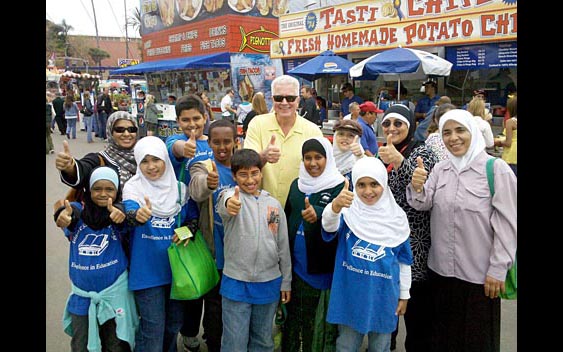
[
  {"x1": 113, "y1": 126, "x2": 138, "y2": 133},
  {"x1": 273, "y1": 95, "x2": 298, "y2": 103},
  {"x1": 381, "y1": 120, "x2": 404, "y2": 128}
]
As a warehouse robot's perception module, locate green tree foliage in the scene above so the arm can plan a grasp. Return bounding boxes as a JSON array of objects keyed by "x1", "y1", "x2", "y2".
[{"x1": 89, "y1": 48, "x2": 111, "y2": 68}]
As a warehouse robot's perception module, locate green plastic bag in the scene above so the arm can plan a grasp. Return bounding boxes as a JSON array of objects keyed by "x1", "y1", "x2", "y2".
[
  {"x1": 486, "y1": 158, "x2": 517, "y2": 300},
  {"x1": 168, "y1": 230, "x2": 219, "y2": 300},
  {"x1": 499, "y1": 253, "x2": 517, "y2": 300}
]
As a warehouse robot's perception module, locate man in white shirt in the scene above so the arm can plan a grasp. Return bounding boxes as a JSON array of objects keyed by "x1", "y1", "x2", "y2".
[
  {"x1": 342, "y1": 102, "x2": 361, "y2": 121},
  {"x1": 221, "y1": 89, "x2": 237, "y2": 121}
]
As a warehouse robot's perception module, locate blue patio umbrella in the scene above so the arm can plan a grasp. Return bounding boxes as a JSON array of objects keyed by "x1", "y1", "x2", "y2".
[
  {"x1": 349, "y1": 47, "x2": 452, "y2": 99},
  {"x1": 287, "y1": 50, "x2": 356, "y2": 81}
]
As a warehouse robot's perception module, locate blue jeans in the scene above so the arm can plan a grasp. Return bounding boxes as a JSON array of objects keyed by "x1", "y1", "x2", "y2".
[
  {"x1": 66, "y1": 118, "x2": 77, "y2": 139},
  {"x1": 221, "y1": 296, "x2": 277, "y2": 352},
  {"x1": 134, "y1": 285, "x2": 184, "y2": 352},
  {"x1": 98, "y1": 111, "x2": 109, "y2": 139},
  {"x1": 85, "y1": 115, "x2": 95, "y2": 142},
  {"x1": 336, "y1": 324, "x2": 390, "y2": 352}
]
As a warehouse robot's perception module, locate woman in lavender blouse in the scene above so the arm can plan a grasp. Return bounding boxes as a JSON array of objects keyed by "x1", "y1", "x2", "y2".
[{"x1": 406, "y1": 109, "x2": 517, "y2": 352}]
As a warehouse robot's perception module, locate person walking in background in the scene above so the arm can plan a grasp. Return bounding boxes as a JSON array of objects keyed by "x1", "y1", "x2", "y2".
[
  {"x1": 407, "y1": 109, "x2": 517, "y2": 352},
  {"x1": 123, "y1": 136, "x2": 191, "y2": 352},
  {"x1": 82, "y1": 91, "x2": 95, "y2": 143},
  {"x1": 342, "y1": 101, "x2": 361, "y2": 121},
  {"x1": 217, "y1": 148, "x2": 292, "y2": 352},
  {"x1": 494, "y1": 94, "x2": 517, "y2": 176},
  {"x1": 414, "y1": 80, "x2": 440, "y2": 122},
  {"x1": 180, "y1": 120, "x2": 238, "y2": 352},
  {"x1": 53, "y1": 91, "x2": 67, "y2": 135},
  {"x1": 282, "y1": 137, "x2": 346, "y2": 352},
  {"x1": 414, "y1": 96, "x2": 451, "y2": 142},
  {"x1": 244, "y1": 75, "x2": 323, "y2": 208},
  {"x1": 424, "y1": 103, "x2": 456, "y2": 162},
  {"x1": 144, "y1": 94, "x2": 162, "y2": 137},
  {"x1": 464, "y1": 89, "x2": 492, "y2": 123},
  {"x1": 63, "y1": 94, "x2": 80, "y2": 140},
  {"x1": 54, "y1": 166, "x2": 138, "y2": 352},
  {"x1": 236, "y1": 94, "x2": 252, "y2": 125},
  {"x1": 339, "y1": 83, "x2": 363, "y2": 120},
  {"x1": 467, "y1": 97, "x2": 495, "y2": 149},
  {"x1": 300, "y1": 85, "x2": 320, "y2": 125},
  {"x1": 197, "y1": 91, "x2": 215, "y2": 136},
  {"x1": 321, "y1": 157, "x2": 413, "y2": 352},
  {"x1": 97, "y1": 88, "x2": 113, "y2": 141},
  {"x1": 220, "y1": 89, "x2": 236, "y2": 122},
  {"x1": 46, "y1": 92, "x2": 56, "y2": 154},
  {"x1": 241, "y1": 92, "x2": 268, "y2": 139},
  {"x1": 316, "y1": 96, "x2": 327, "y2": 125},
  {"x1": 357, "y1": 101, "x2": 381, "y2": 157},
  {"x1": 377, "y1": 104, "x2": 438, "y2": 351}
]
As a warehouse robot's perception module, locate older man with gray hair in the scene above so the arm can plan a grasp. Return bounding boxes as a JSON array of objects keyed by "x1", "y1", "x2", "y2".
[
  {"x1": 244, "y1": 75, "x2": 323, "y2": 207},
  {"x1": 342, "y1": 101, "x2": 361, "y2": 121}
]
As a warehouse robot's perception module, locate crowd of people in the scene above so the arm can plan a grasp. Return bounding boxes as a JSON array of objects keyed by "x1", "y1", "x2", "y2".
[{"x1": 50, "y1": 74, "x2": 516, "y2": 352}]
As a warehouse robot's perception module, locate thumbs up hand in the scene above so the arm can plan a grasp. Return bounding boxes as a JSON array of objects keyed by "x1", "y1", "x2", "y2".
[
  {"x1": 411, "y1": 157, "x2": 428, "y2": 193},
  {"x1": 56, "y1": 199, "x2": 74, "y2": 228},
  {"x1": 183, "y1": 130, "x2": 197, "y2": 158},
  {"x1": 227, "y1": 186, "x2": 242, "y2": 216},
  {"x1": 350, "y1": 135, "x2": 363, "y2": 157},
  {"x1": 136, "y1": 196, "x2": 153, "y2": 223},
  {"x1": 55, "y1": 140, "x2": 75, "y2": 172},
  {"x1": 378, "y1": 133, "x2": 404, "y2": 169},
  {"x1": 332, "y1": 179, "x2": 354, "y2": 213},
  {"x1": 207, "y1": 161, "x2": 219, "y2": 190},
  {"x1": 107, "y1": 197, "x2": 126, "y2": 224},
  {"x1": 263, "y1": 134, "x2": 281, "y2": 164},
  {"x1": 301, "y1": 196, "x2": 317, "y2": 223}
]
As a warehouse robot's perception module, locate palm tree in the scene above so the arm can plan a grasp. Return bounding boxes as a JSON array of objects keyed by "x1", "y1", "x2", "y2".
[
  {"x1": 127, "y1": 7, "x2": 143, "y2": 61},
  {"x1": 89, "y1": 47, "x2": 110, "y2": 75},
  {"x1": 127, "y1": 7, "x2": 142, "y2": 37}
]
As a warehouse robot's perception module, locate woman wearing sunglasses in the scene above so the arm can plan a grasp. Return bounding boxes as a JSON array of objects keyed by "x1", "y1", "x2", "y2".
[
  {"x1": 55, "y1": 111, "x2": 139, "y2": 207},
  {"x1": 377, "y1": 103, "x2": 439, "y2": 351}
]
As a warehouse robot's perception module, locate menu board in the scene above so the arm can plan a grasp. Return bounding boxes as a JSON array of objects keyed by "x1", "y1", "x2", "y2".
[{"x1": 446, "y1": 42, "x2": 517, "y2": 70}]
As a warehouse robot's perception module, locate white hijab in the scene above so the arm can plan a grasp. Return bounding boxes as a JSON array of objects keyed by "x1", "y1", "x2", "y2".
[
  {"x1": 123, "y1": 136, "x2": 188, "y2": 218},
  {"x1": 298, "y1": 137, "x2": 345, "y2": 194},
  {"x1": 438, "y1": 109, "x2": 486, "y2": 171},
  {"x1": 342, "y1": 157, "x2": 410, "y2": 247},
  {"x1": 332, "y1": 133, "x2": 364, "y2": 175}
]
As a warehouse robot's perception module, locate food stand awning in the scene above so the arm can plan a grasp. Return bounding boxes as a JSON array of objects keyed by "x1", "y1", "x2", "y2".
[{"x1": 109, "y1": 52, "x2": 231, "y2": 75}]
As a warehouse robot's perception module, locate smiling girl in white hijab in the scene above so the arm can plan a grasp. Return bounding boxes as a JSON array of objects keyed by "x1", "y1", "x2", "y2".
[
  {"x1": 321, "y1": 156, "x2": 413, "y2": 352},
  {"x1": 283, "y1": 136, "x2": 346, "y2": 351},
  {"x1": 122, "y1": 136, "x2": 190, "y2": 352}
]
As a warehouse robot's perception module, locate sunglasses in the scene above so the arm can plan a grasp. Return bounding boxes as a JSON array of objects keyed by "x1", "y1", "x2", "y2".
[
  {"x1": 113, "y1": 126, "x2": 138, "y2": 133},
  {"x1": 273, "y1": 95, "x2": 298, "y2": 103},
  {"x1": 381, "y1": 120, "x2": 405, "y2": 128}
]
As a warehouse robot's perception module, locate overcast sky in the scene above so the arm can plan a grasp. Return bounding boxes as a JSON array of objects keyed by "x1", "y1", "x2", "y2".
[{"x1": 46, "y1": 0, "x2": 141, "y2": 38}]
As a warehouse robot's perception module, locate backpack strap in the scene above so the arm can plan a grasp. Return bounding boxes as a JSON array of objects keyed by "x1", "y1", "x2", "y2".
[{"x1": 486, "y1": 157, "x2": 497, "y2": 196}]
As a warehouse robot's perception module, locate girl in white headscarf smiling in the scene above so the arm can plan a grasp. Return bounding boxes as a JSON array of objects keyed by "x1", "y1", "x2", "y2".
[
  {"x1": 122, "y1": 136, "x2": 190, "y2": 352},
  {"x1": 283, "y1": 136, "x2": 346, "y2": 351},
  {"x1": 406, "y1": 109, "x2": 517, "y2": 352},
  {"x1": 321, "y1": 156, "x2": 413, "y2": 352}
]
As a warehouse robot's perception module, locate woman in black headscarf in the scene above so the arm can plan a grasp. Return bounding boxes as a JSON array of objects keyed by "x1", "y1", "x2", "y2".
[
  {"x1": 377, "y1": 104, "x2": 438, "y2": 351},
  {"x1": 55, "y1": 111, "x2": 139, "y2": 194}
]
